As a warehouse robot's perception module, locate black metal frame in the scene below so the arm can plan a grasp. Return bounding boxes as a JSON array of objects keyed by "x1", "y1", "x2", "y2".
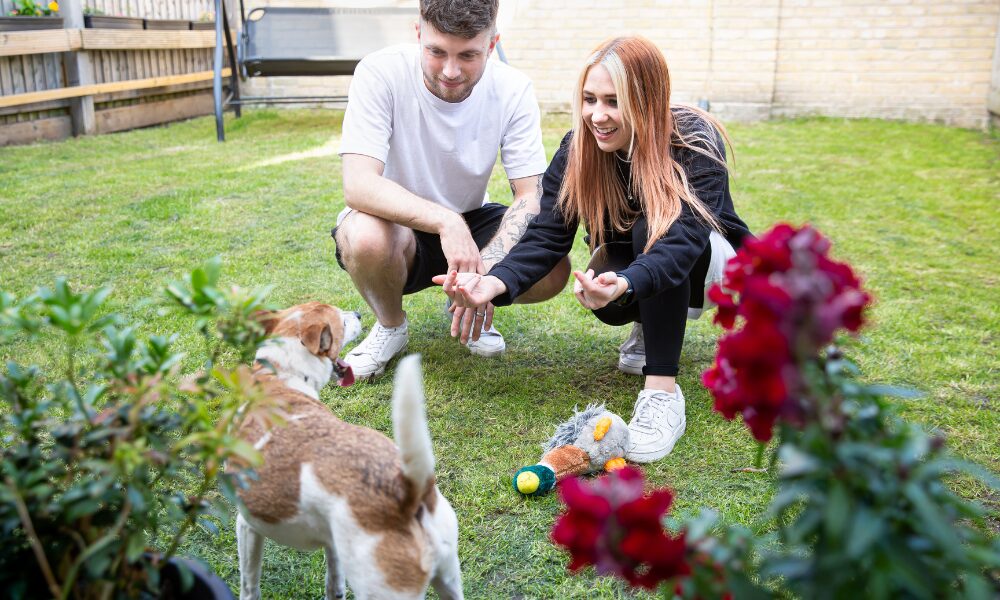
[
  {"x1": 211, "y1": 0, "x2": 366, "y2": 141},
  {"x1": 212, "y1": 0, "x2": 241, "y2": 141}
]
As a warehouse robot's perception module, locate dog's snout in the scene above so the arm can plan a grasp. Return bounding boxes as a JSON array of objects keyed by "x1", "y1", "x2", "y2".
[{"x1": 341, "y1": 309, "x2": 363, "y2": 346}]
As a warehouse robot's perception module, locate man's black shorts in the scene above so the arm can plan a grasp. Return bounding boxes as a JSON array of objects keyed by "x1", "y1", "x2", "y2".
[{"x1": 331, "y1": 202, "x2": 508, "y2": 295}]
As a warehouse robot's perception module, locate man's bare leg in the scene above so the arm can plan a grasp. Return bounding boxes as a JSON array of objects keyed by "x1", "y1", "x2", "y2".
[{"x1": 335, "y1": 211, "x2": 416, "y2": 328}]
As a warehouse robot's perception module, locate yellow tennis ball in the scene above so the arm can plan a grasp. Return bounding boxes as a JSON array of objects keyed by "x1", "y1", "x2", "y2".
[{"x1": 516, "y1": 470, "x2": 540, "y2": 494}]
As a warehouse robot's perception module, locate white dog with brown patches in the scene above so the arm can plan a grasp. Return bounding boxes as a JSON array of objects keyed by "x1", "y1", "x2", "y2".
[{"x1": 234, "y1": 303, "x2": 463, "y2": 600}]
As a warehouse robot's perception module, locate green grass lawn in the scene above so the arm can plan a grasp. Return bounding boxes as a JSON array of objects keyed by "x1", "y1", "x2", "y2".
[{"x1": 1, "y1": 110, "x2": 997, "y2": 598}]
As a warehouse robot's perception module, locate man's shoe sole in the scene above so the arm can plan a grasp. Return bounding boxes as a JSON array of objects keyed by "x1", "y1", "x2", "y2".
[
  {"x1": 468, "y1": 344, "x2": 505, "y2": 358},
  {"x1": 626, "y1": 421, "x2": 685, "y2": 463}
]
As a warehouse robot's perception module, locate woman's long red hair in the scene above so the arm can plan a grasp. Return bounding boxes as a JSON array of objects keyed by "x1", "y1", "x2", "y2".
[{"x1": 557, "y1": 36, "x2": 728, "y2": 252}]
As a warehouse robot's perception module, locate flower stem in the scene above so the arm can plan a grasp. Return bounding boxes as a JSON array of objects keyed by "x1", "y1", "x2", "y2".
[
  {"x1": 753, "y1": 441, "x2": 766, "y2": 469},
  {"x1": 59, "y1": 498, "x2": 132, "y2": 600},
  {"x1": 5, "y1": 477, "x2": 62, "y2": 599}
]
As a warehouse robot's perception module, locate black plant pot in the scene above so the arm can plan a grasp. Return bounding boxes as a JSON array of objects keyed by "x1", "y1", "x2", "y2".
[
  {"x1": 83, "y1": 15, "x2": 144, "y2": 29},
  {"x1": 144, "y1": 19, "x2": 189, "y2": 30},
  {"x1": 159, "y1": 558, "x2": 234, "y2": 600},
  {"x1": 0, "y1": 16, "x2": 64, "y2": 31}
]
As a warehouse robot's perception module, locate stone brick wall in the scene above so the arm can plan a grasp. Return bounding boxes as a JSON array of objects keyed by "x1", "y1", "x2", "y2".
[{"x1": 241, "y1": 0, "x2": 1000, "y2": 129}]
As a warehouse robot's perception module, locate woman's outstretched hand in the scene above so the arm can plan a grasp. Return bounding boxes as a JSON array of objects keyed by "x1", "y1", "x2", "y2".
[
  {"x1": 432, "y1": 271, "x2": 508, "y2": 344},
  {"x1": 572, "y1": 269, "x2": 626, "y2": 310}
]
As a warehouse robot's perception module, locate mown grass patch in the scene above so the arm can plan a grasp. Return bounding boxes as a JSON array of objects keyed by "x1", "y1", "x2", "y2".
[{"x1": 1, "y1": 110, "x2": 997, "y2": 598}]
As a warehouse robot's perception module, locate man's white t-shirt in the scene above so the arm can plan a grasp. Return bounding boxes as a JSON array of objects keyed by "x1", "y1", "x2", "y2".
[{"x1": 339, "y1": 44, "x2": 547, "y2": 214}]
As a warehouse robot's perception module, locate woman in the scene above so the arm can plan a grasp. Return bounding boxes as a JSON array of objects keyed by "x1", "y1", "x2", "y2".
[{"x1": 437, "y1": 36, "x2": 752, "y2": 462}]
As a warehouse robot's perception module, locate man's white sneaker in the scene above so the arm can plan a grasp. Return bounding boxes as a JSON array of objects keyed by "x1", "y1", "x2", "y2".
[
  {"x1": 618, "y1": 323, "x2": 645, "y2": 375},
  {"x1": 446, "y1": 299, "x2": 506, "y2": 357},
  {"x1": 467, "y1": 324, "x2": 505, "y2": 357},
  {"x1": 626, "y1": 386, "x2": 686, "y2": 463},
  {"x1": 344, "y1": 319, "x2": 408, "y2": 380}
]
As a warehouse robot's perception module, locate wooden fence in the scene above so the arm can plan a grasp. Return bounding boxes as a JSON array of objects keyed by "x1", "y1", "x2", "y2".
[{"x1": 1, "y1": 0, "x2": 222, "y2": 145}]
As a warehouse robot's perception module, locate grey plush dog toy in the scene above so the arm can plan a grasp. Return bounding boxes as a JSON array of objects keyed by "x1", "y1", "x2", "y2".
[{"x1": 513, "y1": 404, "x2": 630, "y2": 496}]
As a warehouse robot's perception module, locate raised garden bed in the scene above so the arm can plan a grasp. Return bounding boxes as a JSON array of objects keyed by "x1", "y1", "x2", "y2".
[
  {"x1": 0, "y1": 16, "x2": 63, "y2": 31},
  {"x1": 144, "y1": 19, "x2": 189, "y2": 30},
  {"x1": 190, "y1": 21, "x2": 214, "y2": 30},
  {"x1": 84, "y1": 15, "x2": 144, "y2": 29}
]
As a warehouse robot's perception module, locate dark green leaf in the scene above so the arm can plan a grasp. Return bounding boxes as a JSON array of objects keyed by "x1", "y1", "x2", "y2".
[
  {"x1": 64, "y1": 499, "x2": 102, "y2": 522},
  {"x1": 902, "y1": 483, "x2": 964, "y2": 561},
  {"x1": 863, "y1": 384, "x2": 922, "y2": 399},
  {"x1": 824, "y1": 482, "x2": 850, "y2": 542},
  {"x1": 845, "y1": 506, "x2": 882, "y2": 559},
  {"x1": 125, "y1": 533, "x2": 146, "y2": 563}
]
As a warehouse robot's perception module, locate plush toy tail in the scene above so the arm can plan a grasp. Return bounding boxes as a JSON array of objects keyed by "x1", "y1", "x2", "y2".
[{"x1": 513, "y1": 445, "x2": 592, "y2": 496}]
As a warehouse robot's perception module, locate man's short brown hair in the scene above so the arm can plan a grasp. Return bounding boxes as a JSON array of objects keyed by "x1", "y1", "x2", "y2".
[{"x1": 419, "y1": 0, "x2": 499, "y2": 39}]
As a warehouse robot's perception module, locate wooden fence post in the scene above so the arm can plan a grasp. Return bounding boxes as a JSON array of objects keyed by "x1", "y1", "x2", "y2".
[{"x1": 61, "y1": 0, "x2": 96, "y2": 136}]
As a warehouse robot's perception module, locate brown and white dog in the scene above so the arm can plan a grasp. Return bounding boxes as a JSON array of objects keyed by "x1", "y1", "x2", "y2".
[{"x1": 235, "y1": 303, "x2": 463, "y2": 600}]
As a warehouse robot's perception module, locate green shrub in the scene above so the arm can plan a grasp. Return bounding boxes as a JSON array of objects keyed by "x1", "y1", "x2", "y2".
[{"x1": 0, "y1": 258, "x2": 274, "y2": 599}]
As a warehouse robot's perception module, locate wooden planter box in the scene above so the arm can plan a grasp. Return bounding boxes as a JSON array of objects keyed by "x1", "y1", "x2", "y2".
[
  {"x1": 190, "y1": 21, "x2": 214, "y2": 31},
  {"x1": 144, "y1": 19, "x2": 189, "y2": 30},
  {"x1": 0, "y1": 16, "x2": 64, "y2": 31},
  {"x1": 84, "y1": 15, "x2": 144, "y2": 29}
]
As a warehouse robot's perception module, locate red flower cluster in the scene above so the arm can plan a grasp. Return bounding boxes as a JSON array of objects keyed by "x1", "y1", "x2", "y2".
[
  {"x1": 702, "y1": 224, "x2": 871, "y2": 441},
  {"x1": 550, "y1": 466, "x2": 690, "y2": 589}
]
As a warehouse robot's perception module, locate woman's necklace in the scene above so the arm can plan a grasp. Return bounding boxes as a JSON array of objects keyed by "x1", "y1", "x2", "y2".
[{"x1": 615, "y1": 157, "x2": 634, "y2": 202}]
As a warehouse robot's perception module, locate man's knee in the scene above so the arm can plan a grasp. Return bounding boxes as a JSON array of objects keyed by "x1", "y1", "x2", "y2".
[
  {"x1": 335, "y1": 212, "x2": 414, "y2": 270},
  {"x1": 515, "y1": 256, "x2": 571, "y2": 304}
]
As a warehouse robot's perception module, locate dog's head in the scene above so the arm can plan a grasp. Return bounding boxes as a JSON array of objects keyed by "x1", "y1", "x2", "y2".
[{"x1": 255, "y1": 302, "x2": 362, "y2": 389}]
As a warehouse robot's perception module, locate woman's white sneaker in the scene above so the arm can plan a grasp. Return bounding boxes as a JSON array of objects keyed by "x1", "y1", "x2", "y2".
[
  {"x1": 626, "y1": 385, "x2": 686, "y2": 463},
  {"x1": 344, "y1": 319, "x2": 409, "y2": 380},
  {"x1": 618, "y1": 323, "x2": 645, "y2": 375}
]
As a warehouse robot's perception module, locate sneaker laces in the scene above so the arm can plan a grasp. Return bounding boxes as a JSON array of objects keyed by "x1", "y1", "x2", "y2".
[
  {"x1": 355, "y1": 323, "x2": 398, "y2": 357},
  {"x1": 632, "y1": 392, "x2": 669, "y2": 432}
]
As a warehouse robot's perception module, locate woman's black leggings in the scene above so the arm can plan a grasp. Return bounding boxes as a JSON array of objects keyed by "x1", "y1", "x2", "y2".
[{"x1": 589, "y1": 216, "x2": 711, "y2": 377}]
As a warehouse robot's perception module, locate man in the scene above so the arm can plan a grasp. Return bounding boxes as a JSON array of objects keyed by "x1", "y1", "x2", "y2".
[{"x1": 333, "y1": 0, "x2": 570, "y2": 379}]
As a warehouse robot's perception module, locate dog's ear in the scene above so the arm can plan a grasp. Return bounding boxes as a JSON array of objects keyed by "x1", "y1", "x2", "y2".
[
  {"x1": 254, "y1": 310, "x2": 280, "y2": 335},
  {"x1": 302, "y1": 322, "x2": 334, "y2": 357},
  {"x1": 319, "y1": 325, "x2": 333, "y2": 357}
]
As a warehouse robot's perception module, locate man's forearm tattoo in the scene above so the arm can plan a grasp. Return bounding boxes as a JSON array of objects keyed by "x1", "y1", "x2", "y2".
[
  {"x1": 481, "y1": 186, "x2": 540, "y2": 267},
  {"x1": 506, "y1": 211, "x2": 532, "y2": 244},
  {"x1": 505, "y1": 178, "x2": 543, "y2": 244},
  {"x1": 480, "y1": 242, "x2": 506, "y2": 265}
]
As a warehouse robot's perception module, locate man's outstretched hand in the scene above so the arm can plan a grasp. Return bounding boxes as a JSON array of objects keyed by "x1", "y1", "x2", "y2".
[{"x1": 432, "y1": 271, "x2": 508, "y2": 344}]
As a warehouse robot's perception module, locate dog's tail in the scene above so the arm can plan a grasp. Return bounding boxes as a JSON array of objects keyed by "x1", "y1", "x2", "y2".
[{"x1": 392, "y1": 354, "x2": 436, "y2": 506}]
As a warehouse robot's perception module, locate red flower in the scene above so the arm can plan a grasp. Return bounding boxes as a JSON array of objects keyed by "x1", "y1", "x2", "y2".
[
  {"x1": 551, "y1": 467, "x2": 690, "y2": 590},
  {"x1": 709, "y1": 283, "x2": 738, "y2": 329},
  {"x1": 703, "y1": 224, "x2": 872, "y2": 441}
]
